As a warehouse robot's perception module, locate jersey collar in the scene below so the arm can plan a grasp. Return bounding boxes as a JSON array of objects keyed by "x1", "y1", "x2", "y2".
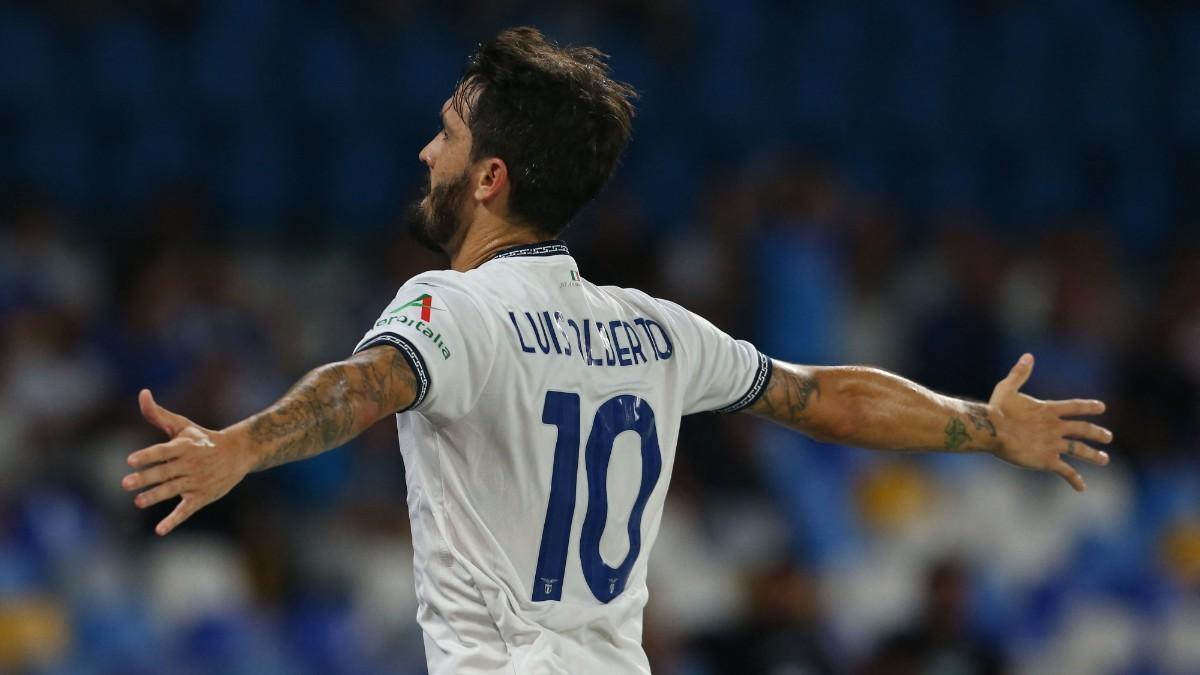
[{"x1": 488, "y1": 239, "x2": 571, "y2": 261}]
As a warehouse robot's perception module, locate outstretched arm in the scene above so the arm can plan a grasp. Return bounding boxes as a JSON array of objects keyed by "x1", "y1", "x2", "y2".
[
  {"x1": 746, "y1": 353, "x2": 1112, "y2": 491},
  {"x1": 122, "y1": 345, "x2": 416, "y2": 535}
]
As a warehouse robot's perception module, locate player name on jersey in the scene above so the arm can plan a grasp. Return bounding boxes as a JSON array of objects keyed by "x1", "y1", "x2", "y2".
[{"x1": 507, "y1": 310, "x2": 674, "y2": 367}]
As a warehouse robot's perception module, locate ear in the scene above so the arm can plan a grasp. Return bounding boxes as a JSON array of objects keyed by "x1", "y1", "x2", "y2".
[{"x1": 473, "y1": 157, "x2": 509, "y2": 204}]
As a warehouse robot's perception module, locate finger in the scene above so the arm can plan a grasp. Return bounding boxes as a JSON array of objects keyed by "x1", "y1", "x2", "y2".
[
  {"x1": 1051, "y1": 460, "x2": 1086, "y2": 492},
  {"x1": 1063, "y1": 421, "x2": 1113, "y2": 445},
  {"x1": 1063, "y1": 439, "x2": 1110, "y2": 467},
  {"x1": 993, "y1": 353, "x2": 1035, "y2": 401},
  {"x1": 157, "y1": 497, "x2": 201, "y2": 536},
  {"x1": 139, "y1": 389, "x2": 192, "y2": 438},
  {"x1": 1046, "y1": 398, "x2": 1106, "y2": 417},
  {"x1": 122, "y1": 461, "x2": 185, "y2": 491},
  {"x1": 127, "y1": 440, "x2": 181, "y2": 469},
  {"x1": 135, "y1": 478, "x2": 186, "y2": 509}
]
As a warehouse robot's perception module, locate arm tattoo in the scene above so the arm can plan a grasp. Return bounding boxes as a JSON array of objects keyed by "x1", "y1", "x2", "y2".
[
  {"x1": 248, "y1": 348, "x2": 416, "y2": 471},
  {"x1": 747, "y1": 360, "x2": 1007, "y2": 453},
  {"x1": 754, "y1": 368, "x2": 821, "y2": 426},
  {"x1": 966, "y1": 406, "x2": 997, "y2": 437},
  {"x1": 944, "y1": 417, "x2": 970, "y2": 450}
]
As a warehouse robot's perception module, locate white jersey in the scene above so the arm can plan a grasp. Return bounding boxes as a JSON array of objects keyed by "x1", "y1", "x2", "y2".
[{"x1": 353, "y1": 241, "x2": 769, "y2": 674}]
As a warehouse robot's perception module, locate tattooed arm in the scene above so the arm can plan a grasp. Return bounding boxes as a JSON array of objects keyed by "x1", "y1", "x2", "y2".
[
  {"x1": 121, "y1": 346, "x2": 416, "y2": 535},
  {"x1": 747, "y1": 361, "x2": 996, "y2": 451},
  {"x1": 239, "y1": 346, "x2": 417, "y2": 471},
  {"x1": 747, "y1": 354, "x2": 1113, "y2": 491}
]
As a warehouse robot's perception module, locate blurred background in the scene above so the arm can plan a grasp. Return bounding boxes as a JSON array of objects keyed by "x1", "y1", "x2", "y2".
[{"x1": 1, "y1": 0, "x2": 1199, "y2": 673}]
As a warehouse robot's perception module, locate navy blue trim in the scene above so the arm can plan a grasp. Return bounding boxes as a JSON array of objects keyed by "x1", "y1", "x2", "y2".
[
  {"x1": 715, "y1": 352, "x2": 773, "y2": 414},
  {"x1": 489, "y1": 240, "x2": 570, "y2": 261},
  {"x1": 354, "y1": 332, "x2": 430, "y2": 412}
]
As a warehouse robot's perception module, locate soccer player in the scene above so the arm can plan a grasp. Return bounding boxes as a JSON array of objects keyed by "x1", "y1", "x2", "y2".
[{"x1": 122, "y1": 27, "x2": 1112, "y2": 674}]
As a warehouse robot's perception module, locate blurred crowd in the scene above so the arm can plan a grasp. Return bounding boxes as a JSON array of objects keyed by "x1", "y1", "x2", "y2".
[{"x1": 2, "y1": 1, "x2": 1200, "y2": 674}]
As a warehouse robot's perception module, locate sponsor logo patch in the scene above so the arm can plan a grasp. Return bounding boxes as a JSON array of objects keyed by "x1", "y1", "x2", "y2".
[
  {"x1": 389, "y1": 293, "x2": 445, "y2": 322},
  {"x1": 376, "y1": 294, "x2": 451, "y2": 359}
]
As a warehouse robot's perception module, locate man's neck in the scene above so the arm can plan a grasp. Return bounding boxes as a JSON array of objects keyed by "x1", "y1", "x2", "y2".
[{"x1": 448, "y1": 219, "x2": 547, "y2": 272}]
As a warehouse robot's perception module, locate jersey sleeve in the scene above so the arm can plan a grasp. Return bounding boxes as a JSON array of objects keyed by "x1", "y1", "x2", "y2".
[
  {"x1": 656, "y1": 298, "x2": 772, "y2": 415},
  {"x1": 353, "y1": 272, "x2": 496, "y2": 423}
]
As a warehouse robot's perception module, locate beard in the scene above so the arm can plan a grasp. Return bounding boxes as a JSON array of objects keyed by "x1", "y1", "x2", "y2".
[{"x1": 406, "y1": 169, "x2": 471, "y2": 254}]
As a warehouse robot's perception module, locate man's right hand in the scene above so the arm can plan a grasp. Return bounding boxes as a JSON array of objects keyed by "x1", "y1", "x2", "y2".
[
  {"x1": 122, "y1": 348, "x2": 417, "y2": 536},
  {"x1": 122, "y1": 389, "x2": 255, "y2": 536},
  {"x1": 985, "y1": 354, "x2": 1111, "y2": 492}
]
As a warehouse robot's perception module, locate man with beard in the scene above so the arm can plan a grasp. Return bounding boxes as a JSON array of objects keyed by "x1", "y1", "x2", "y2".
[{"x1": 121, "y1": 27, "x2": 1113, "y2": 675}]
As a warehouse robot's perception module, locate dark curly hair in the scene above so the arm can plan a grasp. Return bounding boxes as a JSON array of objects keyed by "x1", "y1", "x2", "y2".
[{"x1": 453, "y1": 27, "x2": 638, "y2": 237}]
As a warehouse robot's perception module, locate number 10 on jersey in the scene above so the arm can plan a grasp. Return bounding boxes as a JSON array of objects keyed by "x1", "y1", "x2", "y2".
[{"x1": 533, "y1": 391, "x2": 663, "y2": 603}]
